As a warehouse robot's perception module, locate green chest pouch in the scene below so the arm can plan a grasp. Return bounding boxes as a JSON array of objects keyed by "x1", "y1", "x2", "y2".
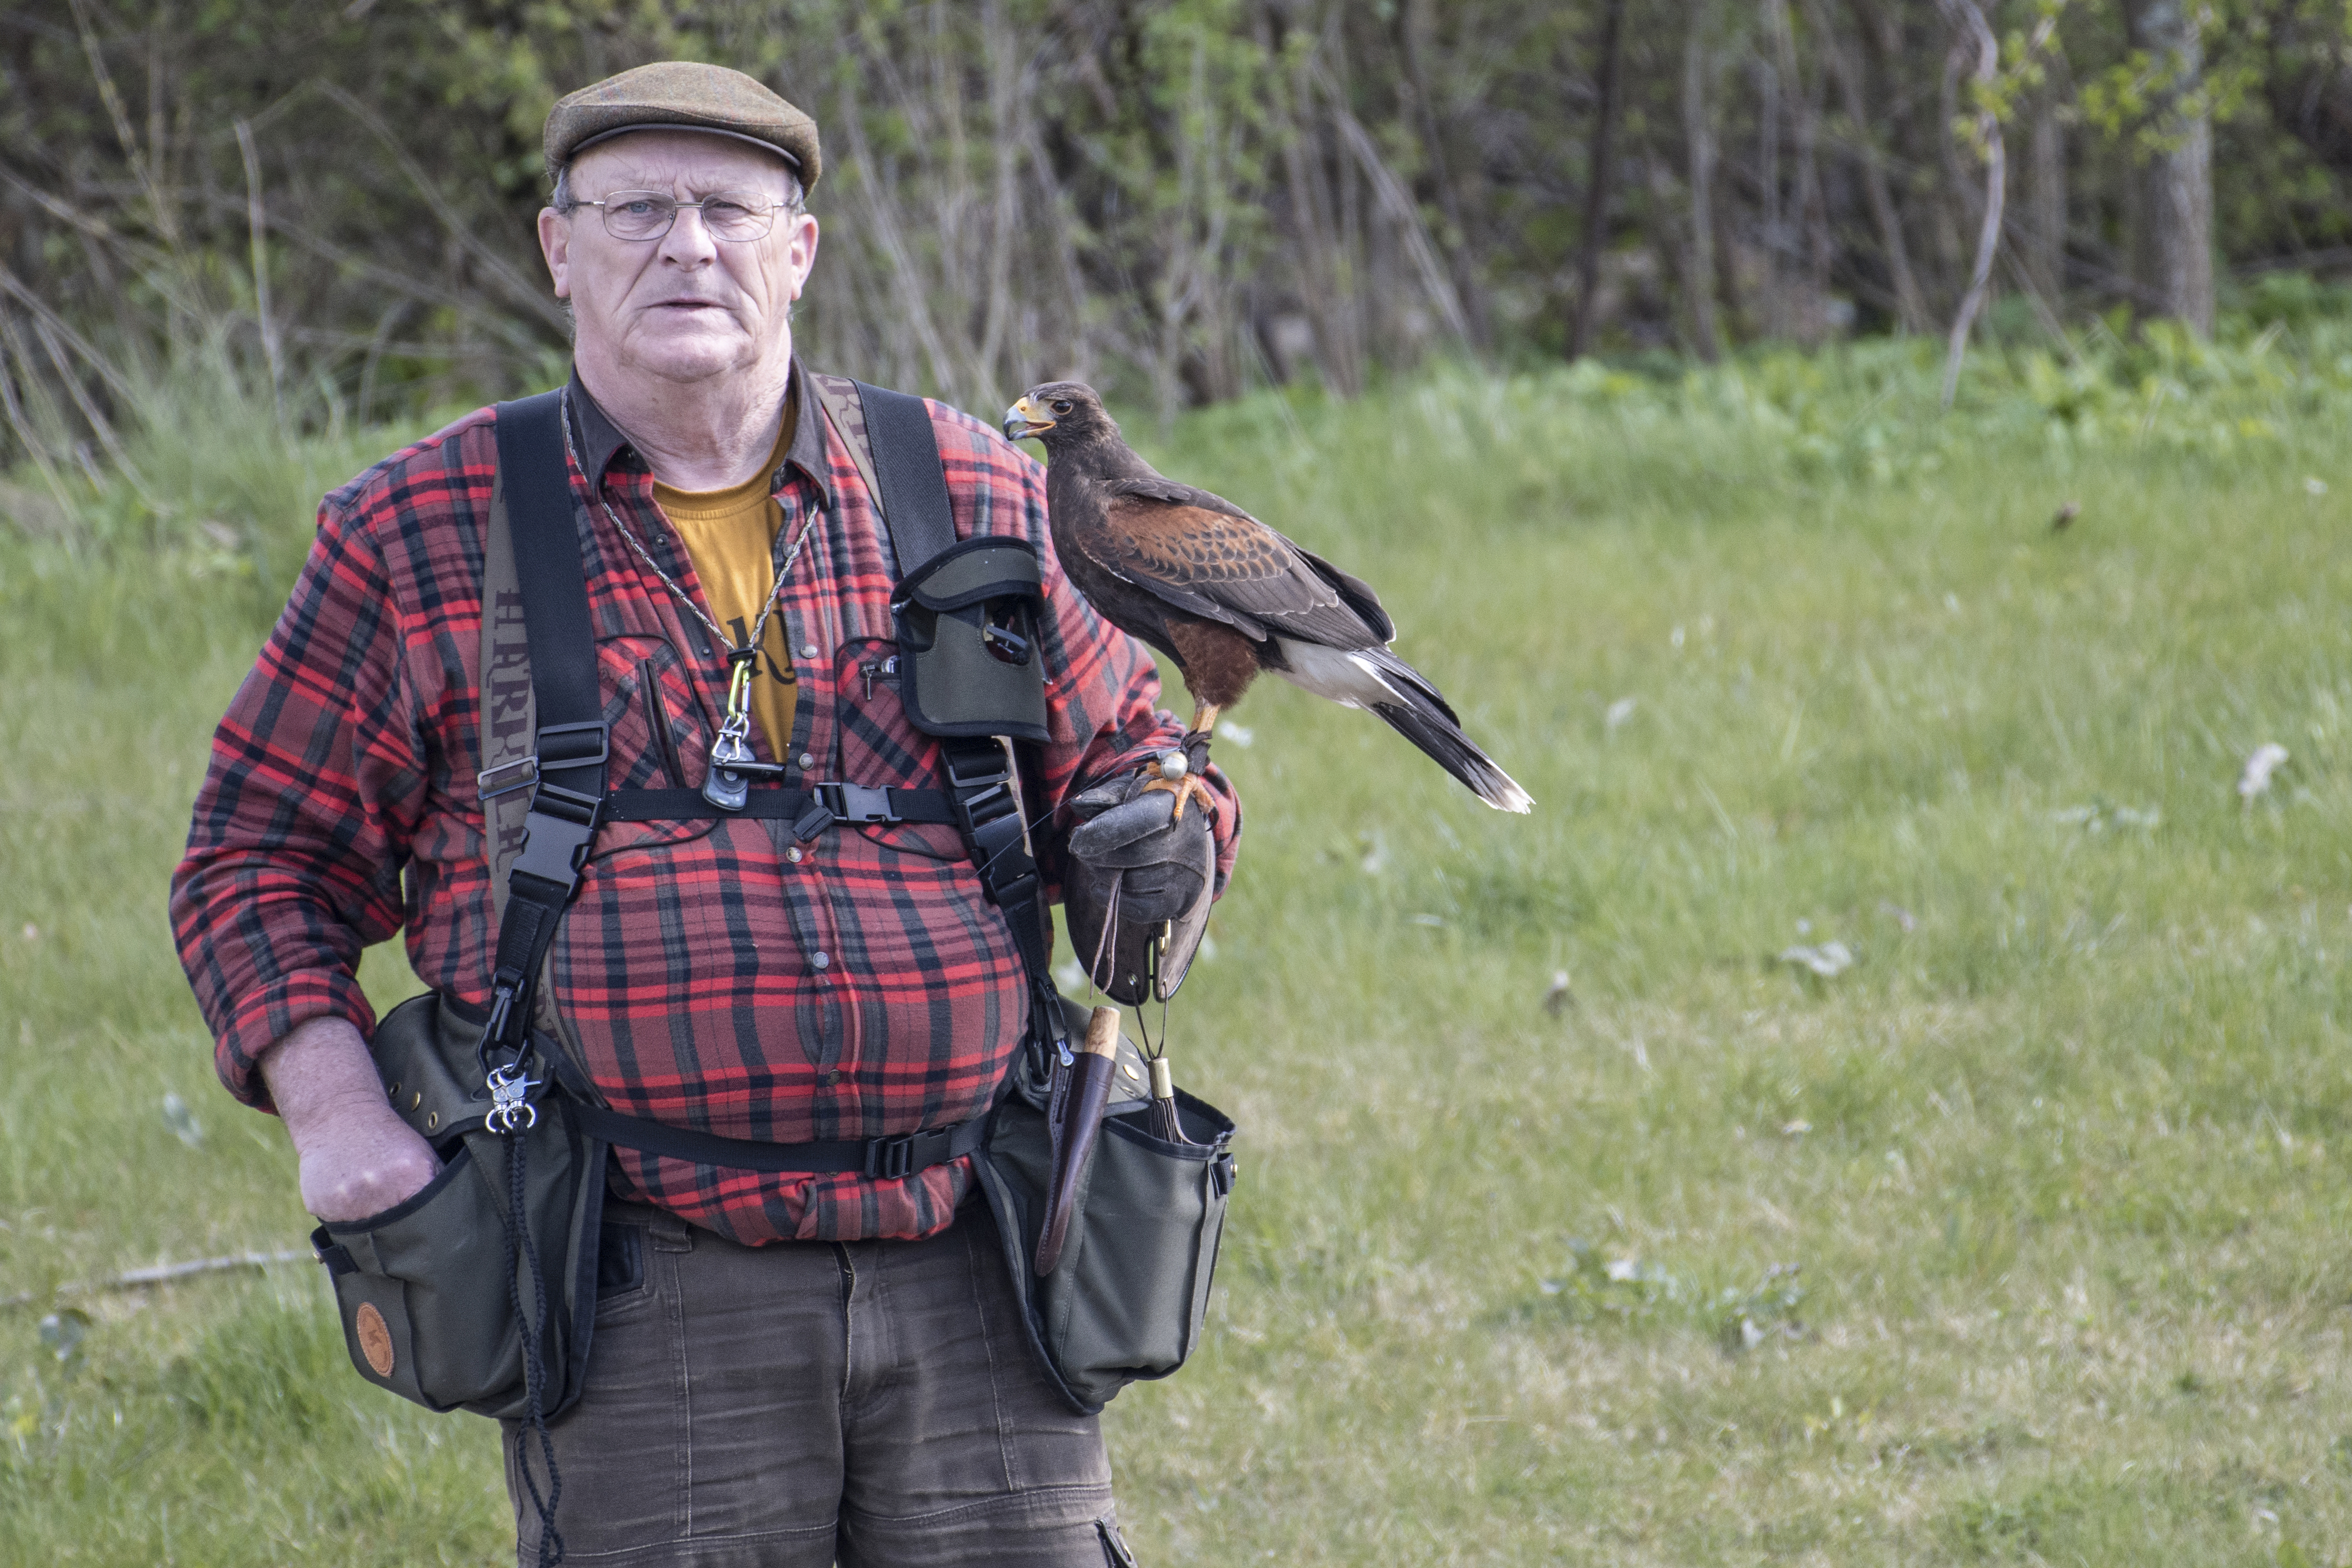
[
  {"x1": 832, "y1": 370, "x2": 1051, "y2": 745},
  {"x1": 890, "y1": 536, "x2": 1051, "y2": 742}
]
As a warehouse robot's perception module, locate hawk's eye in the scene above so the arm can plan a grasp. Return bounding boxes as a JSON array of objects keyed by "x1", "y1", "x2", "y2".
[{"x1": 1050, "y1": 399, "x2": 1073, "y2": 415}]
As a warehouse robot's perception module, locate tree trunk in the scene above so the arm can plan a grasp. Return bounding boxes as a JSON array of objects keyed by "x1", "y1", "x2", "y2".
[
  {"x1": 1569, "y1": 0, "x2": 1628, "y2": 360},
  {"x1": 1682, "y1": 1, "x2": 1723, "y2": 362},
  {"x1": 1755, "y1": 4, "x2": 1786, "y2": 337},
  {"x1": 1824, "y1": 0, "x2": 1928, "y2": 333},
  {"x1": 1399, "y1": 0, "x2": 1490, "y2": 349},
  {"x1": 1780, "y1": 1, "x2": 1834, "y2": 340},
  {"x1": 2027, "y1": 80, "x2": 2066, "y2": 303},
  {"x1": 2125, "y1": 0, "x2": 2214, "y2": 334},
  {"x1": 1939, "y1": 0, "x2": 2003, "y2": 406}
]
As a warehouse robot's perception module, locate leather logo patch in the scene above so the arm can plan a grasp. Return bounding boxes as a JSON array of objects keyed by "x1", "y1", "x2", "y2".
[{"x1": 355, "y1": 1302, "x2": 395, "y2": 1378}]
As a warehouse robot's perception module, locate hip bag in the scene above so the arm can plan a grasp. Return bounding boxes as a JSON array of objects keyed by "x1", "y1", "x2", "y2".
[{"x1": 315, "y1": 380, "x2": 1236, "y2": 1450}]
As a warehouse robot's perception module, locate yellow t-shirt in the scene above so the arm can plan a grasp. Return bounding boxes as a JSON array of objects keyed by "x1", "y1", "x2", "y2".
[{"x1": 653, "y1": 415, "x2": 801, "y2": 760}]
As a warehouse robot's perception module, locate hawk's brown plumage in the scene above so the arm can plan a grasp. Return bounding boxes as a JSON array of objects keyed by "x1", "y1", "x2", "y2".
[{"x1": 1005, "y1": 380, "x2": 1531, "y2": 814}]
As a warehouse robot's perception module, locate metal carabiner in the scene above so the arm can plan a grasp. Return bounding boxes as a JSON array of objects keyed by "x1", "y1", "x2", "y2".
[{"x1": 485, "y1": 1060, "x2": 541, "y2": 1136}]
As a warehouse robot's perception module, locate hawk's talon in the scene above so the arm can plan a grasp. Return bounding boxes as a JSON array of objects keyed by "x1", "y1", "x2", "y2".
[{"x1": 1139, "y1": 771, "x2": 1216, "y2": 822}]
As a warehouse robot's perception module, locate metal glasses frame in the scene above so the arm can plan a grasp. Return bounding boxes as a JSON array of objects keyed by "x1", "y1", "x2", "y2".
[{"x1": 570, "y1": 189, "x2": 800, "y2": 242}]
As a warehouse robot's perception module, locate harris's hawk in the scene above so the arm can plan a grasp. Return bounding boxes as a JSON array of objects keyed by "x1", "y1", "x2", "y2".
[{"x1": 1005, "y1": 381, "x2": 1532, "y2": 817}]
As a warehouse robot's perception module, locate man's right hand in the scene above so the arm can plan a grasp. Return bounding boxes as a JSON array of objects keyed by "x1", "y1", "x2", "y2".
[{"x1": 259, "y1": 1014, "x2": 443, "y2": 1223}]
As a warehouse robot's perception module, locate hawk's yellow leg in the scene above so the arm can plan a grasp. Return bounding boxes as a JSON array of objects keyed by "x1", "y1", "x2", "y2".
[{"x1": 1139, "y1": 702, "x2": 1220, "y2": 821}]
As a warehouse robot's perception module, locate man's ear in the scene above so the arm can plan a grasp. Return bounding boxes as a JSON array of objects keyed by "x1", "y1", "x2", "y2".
[
  {"x1": 537, "y1": 207, "x2": 574, "y2": 299},
  {"x1": 785, "y1": 213, "x2": 819, "y2": 303}
]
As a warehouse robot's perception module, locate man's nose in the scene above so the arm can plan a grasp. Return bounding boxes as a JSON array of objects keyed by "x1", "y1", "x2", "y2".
[{"x1": 657, "y1": 205, "x2": 720, "y2": 263}]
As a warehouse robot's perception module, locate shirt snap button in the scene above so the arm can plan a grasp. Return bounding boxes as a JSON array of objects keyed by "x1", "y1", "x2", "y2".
[
  {"x1": 800, "y1": 643, "x2": 819, "y2": 659},
  {"x1": 798, "y1": 752, "x2": 815, "y2": 768},
  {"x1": 812, "y1": 950, "x2": 830, "y2": 969},
  {"x1": 785, "y1": 846, "x2": 802, "y2": 863}
]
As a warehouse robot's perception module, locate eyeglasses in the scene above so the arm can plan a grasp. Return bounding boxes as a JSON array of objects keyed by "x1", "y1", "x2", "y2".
[{"x1": 572, "y1": 190, "x2": 797, "y2": 243}]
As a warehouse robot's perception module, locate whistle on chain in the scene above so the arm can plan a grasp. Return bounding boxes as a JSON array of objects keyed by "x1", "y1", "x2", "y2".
[{"x1": 702, "y1": 651, "x2": 785, "y2": 812}]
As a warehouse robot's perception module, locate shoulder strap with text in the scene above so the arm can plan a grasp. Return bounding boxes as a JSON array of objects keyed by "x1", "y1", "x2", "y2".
[{"x1": 478, "y1": 391, "x2": 607, "y2": 1057}]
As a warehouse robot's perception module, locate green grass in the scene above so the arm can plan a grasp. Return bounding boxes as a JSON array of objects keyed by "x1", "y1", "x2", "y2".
[{"x1": 7, "y1": 328, "x2": 2352, "y2": 1564}]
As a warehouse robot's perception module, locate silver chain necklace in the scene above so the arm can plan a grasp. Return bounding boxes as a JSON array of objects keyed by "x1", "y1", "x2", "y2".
[{"x1": 561, "y1": 393, "x2": 823, "y2": 811}]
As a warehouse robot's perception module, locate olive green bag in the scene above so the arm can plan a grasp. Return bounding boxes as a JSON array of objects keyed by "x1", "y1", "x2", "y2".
[
  {"x1": 972, "y1": 1013, "x2": 1237, "y2": 1414},
  {"x1": 310, "y1": 995, "x2": 603, "y2": 1419}
]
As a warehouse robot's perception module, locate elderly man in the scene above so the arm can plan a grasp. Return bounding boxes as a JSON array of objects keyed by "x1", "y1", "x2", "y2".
[{"x1": 171, "y1": 62, "x2": 1236, "y2": 1567}]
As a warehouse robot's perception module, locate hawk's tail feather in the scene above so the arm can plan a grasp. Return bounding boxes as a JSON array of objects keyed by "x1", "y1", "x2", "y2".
[
  {"x1": 1267, "y1": 636, "x2": 1534, "y2": 813},
  {"x1": 1371, "y1": 696, "x2": 1535, "y2": 814}
]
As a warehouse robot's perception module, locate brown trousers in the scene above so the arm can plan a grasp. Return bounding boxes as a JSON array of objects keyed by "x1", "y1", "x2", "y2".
[{"x1": 504, "y1": 1199, "x2": 1134, "y2": 1567}]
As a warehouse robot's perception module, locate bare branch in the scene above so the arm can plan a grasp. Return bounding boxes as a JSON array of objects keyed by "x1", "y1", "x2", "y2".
[
  {"x1": 0, "y1": 263, "x2": 140, "y2": 405},
  {"x1": 313, "y1": 81, "x2": 571, "y2": 335},
  {"x1": 1, "y1": 1250, "x2": 310, "y2": 1312},
  {"x1": 235, "y1": 119, "x2": 286, "y2": 429},
  {"x1": 1939, "y1": 0, "x2": 2002, "y2": 408}
]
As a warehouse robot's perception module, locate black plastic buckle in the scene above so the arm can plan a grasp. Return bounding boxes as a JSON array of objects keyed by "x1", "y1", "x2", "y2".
[
  {"x1": 310, "y1": 1228, "x2": 358, "y2": 1277},
  {"x1": 943, "y1": 745, "x2": 1008, "y2": 786},
  {"x1": 968, "y1": 811, "x2": 1034, "y2": 903},
  {"x1": 864, "y1": 1131, "x2": 926, "y2": 1179},
  {"x1": 512, "y1": 784, "x2": 603, "y2": 890},
  {"x1": 478, "y1": 968, "x2": 540, "y2": 1068},
  {"x1": 534, "y1": 720, "x2": 609, "y2": 773},
  {"x1": 482, "y1": 976, "x2": 521, "y2": 1052},
  {"x1": 818, "y1": 782, "x2": 900, "y2": 825}
]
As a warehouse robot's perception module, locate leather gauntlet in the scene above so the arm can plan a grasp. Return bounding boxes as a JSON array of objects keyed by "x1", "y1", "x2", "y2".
[{"x1": 1062, "y1": 768, "x2": 1215, "y2": 1005}]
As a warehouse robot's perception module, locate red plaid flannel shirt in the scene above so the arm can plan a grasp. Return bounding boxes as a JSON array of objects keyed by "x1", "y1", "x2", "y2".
[{"x1": 171, "y1": 363, "x2": 1240, "y2": 1244}]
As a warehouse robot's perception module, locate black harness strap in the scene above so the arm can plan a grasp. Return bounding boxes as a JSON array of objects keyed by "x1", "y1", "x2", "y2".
[
  {"x1": 483, "y1": 391, "x2": 605, "y2": 1057},
  {"x1": 853, "y1": 383, "x2": 1062, "y2": 1052},
  {"x1": 484, "y1": 387, "x2": 598, "y2": 1568},
  {"x1": 603, "y1": 782, "x2": 956, "y2": 834},
  {"x1": 856, "y1": 379, "x2": 959, "y2": 577},
  {"x1": 569, "y1": 1102, "x2": 990, "y2": 1178}
]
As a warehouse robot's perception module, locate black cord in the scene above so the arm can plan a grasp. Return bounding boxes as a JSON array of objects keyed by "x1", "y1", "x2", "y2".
[
  {"x1": 505, "y1": 1125, "x2": 564, "y2": 1566},
  {"x1": 969, "y1": 799, "x2": 1062, "y2": 884}
]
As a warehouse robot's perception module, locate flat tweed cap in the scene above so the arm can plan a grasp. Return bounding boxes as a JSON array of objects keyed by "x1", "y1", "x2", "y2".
[{"x1": 545, "y1": 62, "x2": 821, "y2": 189}]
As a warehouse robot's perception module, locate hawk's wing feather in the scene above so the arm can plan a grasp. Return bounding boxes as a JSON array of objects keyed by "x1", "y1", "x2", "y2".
[
  {"x1": 1100, "y1": 475, "x2": 1254, "y2": 520},
  {"x1": 1294, "y1": 547, "x2": 1396, "y2": 644},
  {"x1": 1077, "y1": 485, "x2": 1390, "y2": 651}
]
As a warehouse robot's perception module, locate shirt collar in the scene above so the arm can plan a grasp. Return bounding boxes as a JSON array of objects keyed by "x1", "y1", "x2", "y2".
[{"x1": 564, "y1": 356, "x2": 833, "y2": 508}]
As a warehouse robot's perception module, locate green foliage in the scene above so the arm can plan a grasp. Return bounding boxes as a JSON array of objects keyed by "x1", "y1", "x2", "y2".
[{"x1": 26, "y1": 0, "x2": 2352, "y2": 465}]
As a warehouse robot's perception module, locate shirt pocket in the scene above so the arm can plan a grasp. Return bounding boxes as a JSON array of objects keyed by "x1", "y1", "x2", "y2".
[
  {"x1": 592, "y1": 634, "x2": 716, "y2": 858},
  {"x1": 834, "y1": 634, "x2": 965, "y2": 861}
]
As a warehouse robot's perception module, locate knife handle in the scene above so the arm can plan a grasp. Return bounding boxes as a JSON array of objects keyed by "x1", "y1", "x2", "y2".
[{"x1": 1034, "y1": 1006, "x2": 1122, "y2": 1275}]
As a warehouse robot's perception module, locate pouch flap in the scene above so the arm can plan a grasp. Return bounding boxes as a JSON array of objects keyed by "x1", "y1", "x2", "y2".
[
  {"x1": 894, "y1": 537, "x2": 1043, "y2": 614},
  {"x1": 367, "y1": 992, "x2": 567, "y2": 1149},
  {"x1": 368, "y1": 993, "x2": 488, "y2": 1147}
]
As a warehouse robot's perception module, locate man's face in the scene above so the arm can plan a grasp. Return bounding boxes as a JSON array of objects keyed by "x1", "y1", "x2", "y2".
[{"x1": 538, "y1": 130, "x2": 819, "y2": 387}]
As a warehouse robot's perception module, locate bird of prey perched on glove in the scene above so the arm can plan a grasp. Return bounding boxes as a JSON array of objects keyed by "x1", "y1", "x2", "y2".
[{"x1": 1005, "y1": 380, "x2": 1533, "y2": 818}]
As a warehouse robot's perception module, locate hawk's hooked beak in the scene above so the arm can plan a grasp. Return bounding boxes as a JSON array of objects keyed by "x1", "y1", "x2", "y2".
[{"x1": 1003, "y1": 395, "x2": 1055, "y2": 441}]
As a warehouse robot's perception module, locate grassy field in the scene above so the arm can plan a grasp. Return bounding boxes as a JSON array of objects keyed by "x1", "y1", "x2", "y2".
[{"x1": 5, "y1": 324, "x2": 2352, "y2": 1564}]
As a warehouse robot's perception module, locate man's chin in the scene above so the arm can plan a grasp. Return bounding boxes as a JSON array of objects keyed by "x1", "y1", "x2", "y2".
[{"x1": 615, "y1": 320, "x2": 778, "y2": 383}]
